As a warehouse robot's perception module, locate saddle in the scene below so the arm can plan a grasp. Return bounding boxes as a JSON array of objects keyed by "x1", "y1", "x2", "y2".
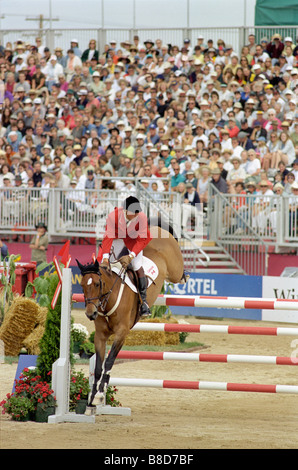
[{"x1": 110, "y1": 257, "x2": 159, "y2": 293}]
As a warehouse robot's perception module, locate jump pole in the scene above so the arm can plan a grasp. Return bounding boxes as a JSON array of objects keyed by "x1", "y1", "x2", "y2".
[
  {"x1": 72, "y1": 293, "x2": 298, "y2": 312},
  {"x1": 115, "y1": 350, "x2": 298, "y2": 366},
  {"x1": 108, "y1": 378, "x2": 298, "y2": 394},
  {"x1": 131, "y1": 322, "x2": 298, "y2": 336},
  {"x1": 155, "y1": 294, "x2": 298, "y2": 311}
]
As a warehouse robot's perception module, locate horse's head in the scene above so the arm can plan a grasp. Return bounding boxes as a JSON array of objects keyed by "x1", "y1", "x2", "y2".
[{"x1": 76, "y1": 259, "x2": 105, "y2": 321}]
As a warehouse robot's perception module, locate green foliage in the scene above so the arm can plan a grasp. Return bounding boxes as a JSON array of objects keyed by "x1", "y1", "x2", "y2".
[
  {"x1": 0, "y1": 254, "x2": 21, "y2": 325},
  {"x1": 150, "y1": 282, "x2": 173, "y2": 318},
  {"x1": 106, "y1": 386, "x2": 121, "y2": 407}
]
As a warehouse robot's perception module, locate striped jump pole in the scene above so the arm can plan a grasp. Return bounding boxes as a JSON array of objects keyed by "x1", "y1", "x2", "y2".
[
  {"x1": 132, "y1": 322, "x2": 298, "y2": 336},
  {"x1": 72, "y1": 293, "x2": 298, "y2": 311},
  {"x1": 109, "y1": 377, "x2": 298, "y2": 395},
  {"x1": 155, "y1": 294, "x2": 298, "y2": 311},
  {"x1": 115, "y1": 350, "x2": 298, "y2": 366}
]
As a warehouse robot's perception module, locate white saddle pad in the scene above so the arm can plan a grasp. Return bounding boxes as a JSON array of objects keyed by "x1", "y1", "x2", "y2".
[{"x1": 110, "y1": 256, "x2": 159, "y2": 293}]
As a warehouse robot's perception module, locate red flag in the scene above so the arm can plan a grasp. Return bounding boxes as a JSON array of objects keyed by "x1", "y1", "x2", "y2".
[
  {"x1": 96, "y1": 245, "x2": 103, "y2": 262},
  {"x1": 58, "y1": 240, "x2": 70, "y2": 266}
]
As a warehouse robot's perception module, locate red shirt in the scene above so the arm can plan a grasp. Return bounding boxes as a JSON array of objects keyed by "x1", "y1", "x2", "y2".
[{"x1": 101, "y1": 207, "x2": 152, "y2": 258}]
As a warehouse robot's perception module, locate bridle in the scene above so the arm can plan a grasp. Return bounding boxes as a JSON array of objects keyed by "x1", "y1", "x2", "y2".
[{"x1": 83, "y1": 264, "x2": 126, "y2": 317}]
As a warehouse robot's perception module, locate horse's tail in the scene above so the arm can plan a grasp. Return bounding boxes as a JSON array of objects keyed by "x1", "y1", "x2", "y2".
[
  {"x1": 148, "y1": 216, "x2": 178, "y2": 241},
  {"x1": 148, "y1": 216, "x2": 189, "y2": 284}
]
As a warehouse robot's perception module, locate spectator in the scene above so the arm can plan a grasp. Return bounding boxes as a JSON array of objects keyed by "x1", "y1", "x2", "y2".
[
  {"x1": 29, "y1": 222, "x2": 48, "y2": 266},
  {"x1": 181, "y1": 182, "x2": 201, "y2": 233},
  {"x1": 171, "y1": 164, "x2": 185, "y2": 190},
  {"x1": 210, "y1": 167, "x2": 228, "y2": 193},
  {"x1": 0, "y1": 239, "x2": 9, "y2": 261}
]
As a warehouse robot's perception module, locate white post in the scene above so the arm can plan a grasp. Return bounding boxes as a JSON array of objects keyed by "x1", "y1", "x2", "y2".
[{"x1": 48, "y1": 268, "x2": 95, "y2": 423}]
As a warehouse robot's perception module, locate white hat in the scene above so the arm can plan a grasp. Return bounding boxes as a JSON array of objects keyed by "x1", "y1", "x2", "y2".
[
  {"x1": 252, "y1": 63, "x2": 261, "y2": 70},
  {"x1": 291, "y1": 181, "x2": 298, "y2": 189},
  {"x1": 136, "y1": 133, "x2": 145, "y2": 140},
  {"x1": 92, "y1": 71, "x2": 100, "y2": 77},
  {"x1": 71, "y1": 38, "x2": 78, "y2": 43},
  {"x1": 160, "y1": 145, "x2": 169, "y2": 151},
  {"x1": 285, "y1": 37, "x2": 293, "y2": 42},
  {"x1": 50, "y1": 54, "x2": 57, "y2": 61}
]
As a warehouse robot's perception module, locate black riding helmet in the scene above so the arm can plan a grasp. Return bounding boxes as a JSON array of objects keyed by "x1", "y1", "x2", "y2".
[{"x1": 123, "y1": 196, "x2": 142, "y2": 214}]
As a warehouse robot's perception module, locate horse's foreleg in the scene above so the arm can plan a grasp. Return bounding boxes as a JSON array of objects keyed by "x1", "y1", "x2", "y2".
[
  {"x1": 88, "y1": 333, "x2": 106, "y2": 407},
  {"x1": 98, "y1": 331, "x2": 127, "y2": 396}
]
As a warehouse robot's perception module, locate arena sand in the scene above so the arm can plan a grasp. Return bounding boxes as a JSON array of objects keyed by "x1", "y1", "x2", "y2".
[{"x1": 0, "y1": 311, "x2": 297, "y2": 450}]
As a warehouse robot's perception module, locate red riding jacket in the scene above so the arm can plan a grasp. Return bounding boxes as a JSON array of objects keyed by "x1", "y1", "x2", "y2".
[{"x1": 101, "y1": 207, "x2": 152, "y2": 259}]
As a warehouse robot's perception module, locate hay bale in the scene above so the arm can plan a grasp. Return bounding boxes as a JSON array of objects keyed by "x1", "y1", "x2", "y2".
[
  {"x1": 108, "y1": 317, "x2": 179, "y2": 346},
  {"x1": 22, "y1": 306, "x2": 48, "y2": 355},
  {"x1": 0, "y1": 297, "x2": 42, "y2": 356},
  {"x1": 23, "y1": 324, "x2": 45, "y2": 355}
]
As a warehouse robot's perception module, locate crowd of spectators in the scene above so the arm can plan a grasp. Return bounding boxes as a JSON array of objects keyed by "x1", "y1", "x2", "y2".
[{"x1": 0, "y1": 32, "x2": 297, "y2": 234}]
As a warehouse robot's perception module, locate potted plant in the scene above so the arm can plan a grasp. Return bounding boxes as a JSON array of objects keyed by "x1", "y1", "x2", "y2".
[
  {"x1": 32, "y1": 380, "x2": 57, "y2": 422},
  {"x1": 0, "y1": 394, "x2": 35, "y2": 421},
  {"x1": 69, "y1": 370, "x2": 90, "y2": 414},
  {"x1": 106, "y1": 386, "x2": 121, "y2": 407},
  {"x1": 71, "y1": 323, "x2": 89, "y2": 354}
]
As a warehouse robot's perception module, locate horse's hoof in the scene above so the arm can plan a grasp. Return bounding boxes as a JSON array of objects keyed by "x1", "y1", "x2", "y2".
[{"x1": 85, "y1": 406, "x2": 96, "y2": 416}]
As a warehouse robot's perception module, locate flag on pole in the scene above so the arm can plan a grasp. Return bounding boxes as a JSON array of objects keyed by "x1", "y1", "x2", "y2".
[
  {"x1": 96, "y1": 245, "x2": 103, "y2": 262},
  {"x1": 58, "y1": 240, "x2": 70, "y2": 266}
]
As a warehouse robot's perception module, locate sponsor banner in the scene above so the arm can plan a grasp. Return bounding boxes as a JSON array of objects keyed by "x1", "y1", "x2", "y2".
[
  {"x1": 262, "y1": 276, "x2": 298, "y2": 323},
  {"x1": 165, "y1": 273, "x2": 263, "y2": 320},
  {"x1": 71, "y1": 266, "x2": 85, "y2": 308}
]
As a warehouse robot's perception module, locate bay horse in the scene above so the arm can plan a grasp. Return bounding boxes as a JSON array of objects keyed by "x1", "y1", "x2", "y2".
[{"x1": 77, "y1": 225, "x2": 185, "y2": 409}]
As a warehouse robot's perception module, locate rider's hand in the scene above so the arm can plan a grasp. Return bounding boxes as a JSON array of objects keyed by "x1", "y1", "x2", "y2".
[
  {"x1": 100, "y1": 258, "x2": 109, "y2": 268},
  {"x1": 119, "y1": 254, "x2": 133, "y2": 269}
]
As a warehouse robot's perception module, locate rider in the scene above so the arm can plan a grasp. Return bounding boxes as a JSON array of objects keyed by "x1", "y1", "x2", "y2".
[{"x1": 100, "y1": 196, "x2": 152, "y2": 317}]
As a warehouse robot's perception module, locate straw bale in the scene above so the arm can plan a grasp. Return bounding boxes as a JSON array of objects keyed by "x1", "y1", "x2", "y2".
[
  {"x1": 23, "y1": 324, "x2": 45, "y2": 355},
  {"x1": 0, "y1": 297, "x2": 42, "y2": 356},
  {"x1": 107, "y1": 317, "x2": 179, "y2": 346}
]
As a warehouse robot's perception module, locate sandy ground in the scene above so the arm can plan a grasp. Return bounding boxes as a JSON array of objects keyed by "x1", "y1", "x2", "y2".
[{"x1": 0, "y1": 311, "x2": 298, "y2": 450}]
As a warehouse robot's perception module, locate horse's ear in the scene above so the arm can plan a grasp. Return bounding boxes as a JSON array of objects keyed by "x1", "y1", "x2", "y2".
[
  {"x1": 76, "y1": 259, "x2": 84, "y2": 272},
  {"x1": 94, "y1": 259, "x2": 99, "y2": 270}
]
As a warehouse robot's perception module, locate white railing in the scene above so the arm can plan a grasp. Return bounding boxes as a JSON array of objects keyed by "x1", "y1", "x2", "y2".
[
  {"x1": 1, "y1": 183, "x2": 298, "y2": 248},
  {"x1": 209, "y1": 191, "x2": 298, "y2": 246},
  {"x1": 0, "y1": 26, "x2": 298, "y2": 56}
]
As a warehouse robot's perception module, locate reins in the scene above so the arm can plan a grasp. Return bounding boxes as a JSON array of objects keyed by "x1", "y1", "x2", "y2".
[{"x1": 84, "y1": 263, "x2": 127, "y2": 317}]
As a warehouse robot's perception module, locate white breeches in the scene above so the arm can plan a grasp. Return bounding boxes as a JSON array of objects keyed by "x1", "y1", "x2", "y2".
[{"x1": 109, "y1": 239, "x2": 143, "y2": 271}]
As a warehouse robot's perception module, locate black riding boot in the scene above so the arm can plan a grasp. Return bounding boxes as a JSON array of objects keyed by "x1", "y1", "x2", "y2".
[{"x1": 136, "y1": 268, "x2": 151, "y2": 317}]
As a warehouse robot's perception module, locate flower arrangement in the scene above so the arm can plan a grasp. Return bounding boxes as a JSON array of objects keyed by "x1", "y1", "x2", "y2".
[
  {"x1": 0, "y1": 367, "x2": 56, "y2": 421},
  {"x1": 71, "y1": 323, "x2": 89, "y2": 344},
  {"x1": 69, "y1": 370, "x2": 90, "y2": 411},
  {"x1": 106, "y1": 386, "x2": 121, "y2": 407},
  {"x1": 0, "y1": 395, "x2": 34, "y2": 421},
  {"x1": 31, "y1": 380, "x2": 57, "y2": 410}
]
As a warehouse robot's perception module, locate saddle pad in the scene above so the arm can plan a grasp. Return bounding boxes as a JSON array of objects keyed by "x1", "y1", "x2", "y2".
[{"x1": 111, "y1": 256, "x2": 159, "y2": 293}]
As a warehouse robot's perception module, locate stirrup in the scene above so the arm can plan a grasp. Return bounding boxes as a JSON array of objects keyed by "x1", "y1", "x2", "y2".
[{"x1": 139, "y1": 302, "x2": 151, "y2": 317}]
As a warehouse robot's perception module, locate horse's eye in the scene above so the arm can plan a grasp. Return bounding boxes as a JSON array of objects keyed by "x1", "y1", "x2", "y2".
[{"x1": 94, "y1": 282, "x2": 100, "y2": 288}]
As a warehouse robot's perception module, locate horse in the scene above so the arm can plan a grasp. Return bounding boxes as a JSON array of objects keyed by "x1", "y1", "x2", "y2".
[{"x1": 76, "y1": 225, "x2": 185, "y2": 409}]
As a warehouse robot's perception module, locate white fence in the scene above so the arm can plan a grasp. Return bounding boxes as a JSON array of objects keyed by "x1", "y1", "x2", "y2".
[
  {"x1": 208, "y1": 188, "x2": 298, "y2": 246},
  {"x1": 0, "y1": 182, "x2": 178, "y2": 238},
  {"x1": 1, "y1": 25, "x2": 298, "y2": 57}
]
